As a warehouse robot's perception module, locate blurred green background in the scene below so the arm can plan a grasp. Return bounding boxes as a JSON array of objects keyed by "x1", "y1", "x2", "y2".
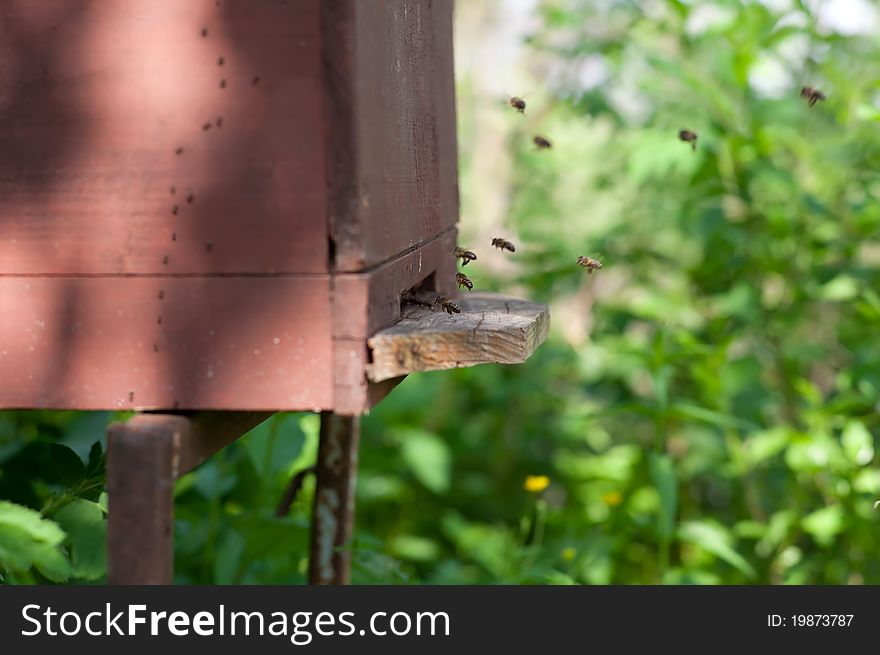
[{"x1": 2, "y1": 0, "x2": 880, "y2": 584}]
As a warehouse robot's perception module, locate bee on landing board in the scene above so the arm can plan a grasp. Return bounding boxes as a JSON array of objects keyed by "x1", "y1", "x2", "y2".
[
  {"x1": 577, "y1": 255, "x2": 603, "y2": 275},
  {"x1": 800, "y1": 86, "x2": 826, "y2": 107},
  {"x1": 509, "y1": 96, "x2": 527, "y2": 114},
  {"x1": 533, "y1": 135, "x2": 552, "y2": 150},
  {"x1": 434, "y1": 296, "x2": 461, "y2": 315},
  {"x1": 456, "y1": 272, "x2": 473, "y2": 291},
  {"x1": 678, "y1": 129, "x2": 698, "y2": 151},
  {"x1": 454, "y1": 246, "x2": 477, "y2": 266},
  {"x1": 491, "y1": 237, "x2": 516, "y2": 253}
]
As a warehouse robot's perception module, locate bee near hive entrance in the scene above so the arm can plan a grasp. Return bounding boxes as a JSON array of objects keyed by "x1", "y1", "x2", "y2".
[
  {"x1": 509, "y1": 96, "x2": 527, "y2": 113},
  {"x1": 491, "y1": 237, "x2": 516, "y2": 252},
  {"x1": 533, "y1": 135, "x2": 552, "y2": 150}
]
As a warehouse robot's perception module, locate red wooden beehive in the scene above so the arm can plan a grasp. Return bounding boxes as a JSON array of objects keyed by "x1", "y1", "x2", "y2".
[{"x1": 0, "y1": 0, "x2": 459, "y2": 415}]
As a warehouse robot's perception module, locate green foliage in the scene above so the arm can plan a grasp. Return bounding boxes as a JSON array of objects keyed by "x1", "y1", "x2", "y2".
[
  {"x1": 172, "y1": 414, "x2": 316, "y2": 584},
  {"x1": 0, "y1": 412, "x2": 110, "y2": 583},
  {"x1": 351, "y1": 0, "x2": 880, "y2": 584}
]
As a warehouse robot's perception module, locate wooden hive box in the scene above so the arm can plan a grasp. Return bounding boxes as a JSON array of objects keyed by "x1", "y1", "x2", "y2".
[
  {"x1": 0, "y1": 0, "x2": 466, "y2": 415},
  {"x1": 1, "y1": 0, "x2": 553, "y2": 585}
]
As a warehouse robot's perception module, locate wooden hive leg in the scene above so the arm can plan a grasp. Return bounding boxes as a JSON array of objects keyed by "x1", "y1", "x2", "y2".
[
  {"x1": 309, "y1": 412, "x2": 361, "y2": 585},
  {"x1": 107, "y1": 411, "x2": 272, "y2": 584},
  {"x1": 107, "y1": 416, "x2": 177, "y2": 585}
]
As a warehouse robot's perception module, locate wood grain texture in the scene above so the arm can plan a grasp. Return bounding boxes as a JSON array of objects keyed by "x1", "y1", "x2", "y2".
[
  {"x1": 323, "y1": 0, "x2": 459, "y2": 272},
  {"x1": 0, "y1": 0, "x2": 327, "y2": 274},
  {"x1": 107, "y1": 416, "x2": 176, "y2": 584},
  {"x1": 0, "y1": 276, "x2": 333, "y2": 410},
  {"x1": 366, "y1": 292, "x2": 550, "y2": 382}
]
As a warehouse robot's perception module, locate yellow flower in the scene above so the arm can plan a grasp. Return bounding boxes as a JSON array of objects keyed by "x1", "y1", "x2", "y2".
[
  {"x1": 561, "y1": 547, "x2": 576, "y2": 562},
  {"x1": 601, "y1": 490, "x2": 623, "y2": 506},
  {"x1": 524, "y1": 475, "x2": 550, "y2": 493}
]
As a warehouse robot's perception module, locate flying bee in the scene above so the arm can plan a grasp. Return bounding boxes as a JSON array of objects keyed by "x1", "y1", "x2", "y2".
[
  {"x1": 491, "y1": 237, "x2": 516, "y2": 253},
  {"x1": 533, "y1": 135, "x2": 552, "y2": 150},
  {"x1": 509, "y1": 96, "x2": 527, "y2": 114},
  {"x1": 577, "y1": 255, "x2": 603, "y2": 275},
  {"x1": 800, "y1": 85, "x2": 826, "y2": 107},
  {"x1": 678, "y1": 129, "x2": 698, "y2": 152},
  {"x1": 433, "y1": 296, "x2": 461, "y2": 315},
  {"x1": 456, "y1": 272, "x2": 473, "y2": 291},
  {"x1": 454, "y1": 246, "x2": 477, "y2": 266}
]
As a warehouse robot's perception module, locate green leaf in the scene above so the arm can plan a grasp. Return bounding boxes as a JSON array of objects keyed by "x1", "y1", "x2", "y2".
[
  {"x1": 0, "y1": 501, "x2": 65, "y2": 544},
  {"x1": 785, "y1": 433, "x2": 842, "y2": 472},
  {"x1": 555, "y1": 444, "x2": 641, "y2": 482},
  {"x1": 214, "y1": 531, "x2": 246, "y2": 585},
  {"x1": 53, "y1": 499, "x2": 107, "y2": 580},
  {"x1": 678, "y1": 521, "x2": 756, "y2": 579},
  {"x1": 801, "y1": 505, "x2": 845, "y2": 547},
  {"x1": 243, "y1": 414, "x2": 305, "y2": 478},
  {"x1": 230, "y1": 514, "x2": 310, "y2": 560},
  {"x1": 853, "y1": 470, "x2": 880, "y2": 494},
  {"x1": 85, "y1": 441, "x2": 106, "y2": 479},
  {"x1": 440, "y1": 513, "x2": 513, "y2": 578},
  {"x1": 389, "y1": 535, "x2": 440, "y2": 562},
  {"x1": 31, "y1": 544, "x2": 74, "y2": 582},
  {"x1": 743, "y1": 428, "x2": 790, "y2": 466},
  {"x1": 398, "y1": 430, "x2": 451, "y2": 494},
  {"x1": 45, "y1": 443, "x2": 87, "y2": 487},
  {"x1": 0, "y1": 501, "x2": 71, "y2": 581},
  {"x1": 668, "y1": 403, "x2": 759, "y2": 431},
  {"x1": 841, "y1": 420, "x2": 874, "y2": 467},
  {"x1": 818, "y1": 275, "x2": 859, "y2": 302},
  {"x1": 649, "y1": 453, "x2": 677, "y2": 541}
]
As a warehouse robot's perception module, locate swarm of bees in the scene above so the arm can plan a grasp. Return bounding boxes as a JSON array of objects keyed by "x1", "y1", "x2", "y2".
[
  {"x1": 448, "y1": 82, "x2": 833, "y2": 324},
  {"x1": 431, "y1": 93, "x2": 612, "y2": 319}
]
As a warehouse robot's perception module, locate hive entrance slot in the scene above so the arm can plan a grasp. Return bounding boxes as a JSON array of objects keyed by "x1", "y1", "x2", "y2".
[
  {"x1": 400, "y1": 272, "x2": 437, "y2": 311},
  {"x1": 327, "y1": 236, "x2": 337, "y2": 270}
]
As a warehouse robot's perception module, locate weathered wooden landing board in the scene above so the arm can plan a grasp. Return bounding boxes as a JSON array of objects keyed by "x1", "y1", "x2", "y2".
[{"x1": 366, "y1": 293, "x2": 550, "y2": 382}]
